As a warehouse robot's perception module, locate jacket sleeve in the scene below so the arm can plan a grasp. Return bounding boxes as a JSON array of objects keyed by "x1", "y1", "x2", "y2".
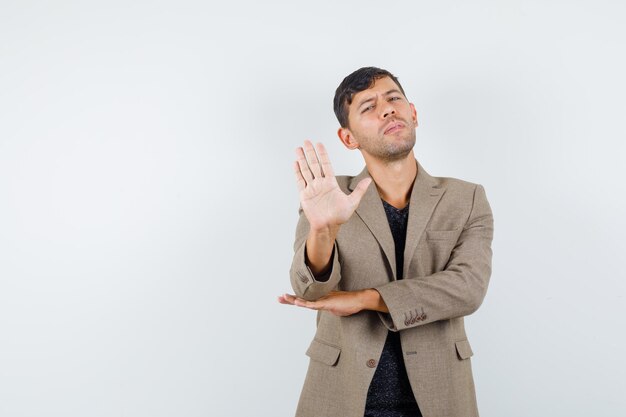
[
  {"x1": 375, "y1": 184, "x2": 494, "y2": 331},
  {"x1": 289, "y1": 207, "x2": 342, "y2": 301}
]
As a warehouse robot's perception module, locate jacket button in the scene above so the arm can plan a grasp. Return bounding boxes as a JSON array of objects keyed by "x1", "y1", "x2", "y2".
[
  {"x1": 366, "y1": 359, "x2": 377, "y2": 368},
  {"x1": 404, "y1": 319, "x2": 410, "y2": 326},
  {"x1": 299, "y1": 275, "x2": 309, "y2": 283},
  {"x1": 410, "y1": 317, "x2": 416, "y2": 324}
]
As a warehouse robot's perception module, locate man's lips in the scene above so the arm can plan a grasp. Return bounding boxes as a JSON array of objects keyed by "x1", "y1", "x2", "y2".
[{"x1": 384, "y1": 121, "x2": 405, "y2": 134}]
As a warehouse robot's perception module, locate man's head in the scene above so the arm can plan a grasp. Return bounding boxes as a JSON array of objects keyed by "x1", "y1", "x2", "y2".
[
  {"x1": 333, "y1": 67, "x2": 407, "y2": 129},
  {"x1": 333, "y1": 67, "x2": 418, "y2": 163}
]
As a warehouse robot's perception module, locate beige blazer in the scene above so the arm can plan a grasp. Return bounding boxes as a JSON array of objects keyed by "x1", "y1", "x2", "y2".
[{"x1": 289, "y1": 160, "x2": 494, "y2": 417}]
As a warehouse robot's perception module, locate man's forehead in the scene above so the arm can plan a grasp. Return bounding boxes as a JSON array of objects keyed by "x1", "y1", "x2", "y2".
[{"x1": 351, "y1": 77, "x2": 402, "y2": 105}]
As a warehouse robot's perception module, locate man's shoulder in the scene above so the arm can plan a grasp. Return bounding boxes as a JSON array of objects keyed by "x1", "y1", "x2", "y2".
[
  {"x1": 431, "y1": 175, "x2": 485, "y2": 206},
  {"x1": 433, "y1": 175, "x2": 482, "y2": 191}
]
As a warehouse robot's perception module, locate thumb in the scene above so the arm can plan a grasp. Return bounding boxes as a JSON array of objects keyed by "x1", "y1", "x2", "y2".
[{"x1": 348, "y1": 178, "x2": 372, "y2": 207}]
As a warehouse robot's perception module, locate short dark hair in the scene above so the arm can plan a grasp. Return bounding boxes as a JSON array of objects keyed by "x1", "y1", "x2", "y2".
[{"x1": 333, "y1": 67, "x2": 407, "y2": 128}]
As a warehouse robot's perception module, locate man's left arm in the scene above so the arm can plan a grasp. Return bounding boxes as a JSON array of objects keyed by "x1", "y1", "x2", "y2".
[{"x1": 373, "y1": 184, "x2": 493, "y2": 330}]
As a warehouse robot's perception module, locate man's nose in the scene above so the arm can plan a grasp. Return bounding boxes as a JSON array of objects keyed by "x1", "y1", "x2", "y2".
[{"x1": 381, "y1": 104, "x2": 396, "y2": 118}]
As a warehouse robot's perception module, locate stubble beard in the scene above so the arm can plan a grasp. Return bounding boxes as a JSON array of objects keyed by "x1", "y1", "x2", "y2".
[{"x1": 359, "y1": 127, "x2": 416, "y2": 163}]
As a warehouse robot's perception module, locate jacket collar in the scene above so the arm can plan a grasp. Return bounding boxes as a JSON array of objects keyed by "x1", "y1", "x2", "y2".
[{"x1": 348, "y1": 160, "x2": 446, "y2": 280}]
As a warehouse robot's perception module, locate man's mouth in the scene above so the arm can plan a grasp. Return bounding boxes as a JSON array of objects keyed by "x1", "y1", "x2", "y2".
[{"x1": 384, "y1": 121, "x2": 404, "y2": 134}]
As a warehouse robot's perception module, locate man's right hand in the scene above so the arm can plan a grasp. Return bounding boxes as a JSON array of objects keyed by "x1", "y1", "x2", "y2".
[
  {"x1": 294, "y1": 140, "x2": 372, "y2": 232},
  {"x1": 294, "y1": 140, "x2": 372, "y2": 276}
]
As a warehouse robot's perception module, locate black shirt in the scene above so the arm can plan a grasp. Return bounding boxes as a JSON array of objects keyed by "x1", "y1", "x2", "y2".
[{"x1": 363, "y1": 199, "x2": 422, "y2": 417}]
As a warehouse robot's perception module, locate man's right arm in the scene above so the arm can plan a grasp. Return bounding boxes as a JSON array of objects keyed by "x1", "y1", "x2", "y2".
[
  {"x1": 289, "y1": 208, "x2": 342, "y2": 301},
  {"x1": 305, "y1": 225, "x2": 339, "y2": 276},
  {"x1": 289, "y1": 140, "x2": 371, "y2": 301}
]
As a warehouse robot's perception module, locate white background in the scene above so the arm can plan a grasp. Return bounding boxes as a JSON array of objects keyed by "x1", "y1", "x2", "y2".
[{"x1": 1, "y1": 1, "x2": 625, "y2": 416}]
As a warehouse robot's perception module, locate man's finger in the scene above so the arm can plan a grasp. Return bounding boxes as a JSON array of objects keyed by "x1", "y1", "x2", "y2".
[
  {"x1": 315, "y1": 142, "x2": 334, "y2": 178},
  {"x1": 303, "y1": 140, "x2": 323, "y2": 179},
  {"x1": 278, "y1": 294, "x2": 298, "y2": 305},
  {"x1": 293, "y1": 161, "x2": 307, "y2": 192},
  {"x1": 296, "y1": 147, "x2": 314, "y2": 183},
  {"x1": 348, "y1": 177, "x2": 373, "y2": 207},
  {"x1": 294, "y1": 298, "x2": 321, "y2": 310}
]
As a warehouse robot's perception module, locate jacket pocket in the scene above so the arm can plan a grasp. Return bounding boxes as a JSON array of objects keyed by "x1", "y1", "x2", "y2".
[
  {"x1": 306, "y1": 338, "x2": 341, "y2": 366},
  {"x1": 455, "y1": 339, "x2": 474, "y2": 360},
  {"x1": 426, "y1": 229, "x2": 460, "y2": 241}
]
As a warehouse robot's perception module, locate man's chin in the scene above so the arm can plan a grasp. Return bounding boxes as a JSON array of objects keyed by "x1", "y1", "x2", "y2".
[
  {"x1": 387, "y1": 150, "x2": 413, "y2": 162},
  {"x1": 387, "y1": 139, "x2": 416, "y2": 159},
  {"x1": 374, "y1": 145, "x2": 414, "y2": 163}
]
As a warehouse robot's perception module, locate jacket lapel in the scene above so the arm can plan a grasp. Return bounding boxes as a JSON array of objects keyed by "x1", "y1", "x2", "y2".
[
  {"x1": 348, "y1": 160, "x2": 446, "y2": 281},
  {"x1": 349, "y1": 167, "x2": 397, "y2": 279},
  {"x1": 403, "y1": 160, "x2": 445, "y2": 276}
]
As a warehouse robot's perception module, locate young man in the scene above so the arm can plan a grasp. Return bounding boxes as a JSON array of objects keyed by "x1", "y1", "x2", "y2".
[{"x1": 278, "y1": 67, "x2": 494, "y2": 417}]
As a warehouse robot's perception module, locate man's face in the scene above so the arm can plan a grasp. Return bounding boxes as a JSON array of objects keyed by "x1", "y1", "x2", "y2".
[{"x1": 342, "y1": 76, "x2": 417, "y2": 162}]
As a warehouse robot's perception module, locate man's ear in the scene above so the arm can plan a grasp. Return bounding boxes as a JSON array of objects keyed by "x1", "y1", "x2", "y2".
[
  {"x1": 410, "y1": 103, "x2": 418, "y2": 127},
  {"x1": 337, "y1": 127, "x2": 359, "y2": 150}
]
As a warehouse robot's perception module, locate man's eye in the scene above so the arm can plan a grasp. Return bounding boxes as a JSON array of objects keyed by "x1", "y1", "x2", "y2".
[
  {"x1": 389, "y1": 96, "x2": 401, "y2": 101},
  {"x1": 361, "y1": 105, "x2": 374, "y2": 113}
]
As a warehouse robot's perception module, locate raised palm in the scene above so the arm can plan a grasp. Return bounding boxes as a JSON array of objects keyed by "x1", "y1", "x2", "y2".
[{"x1": 294, "y1": 141, "x2": 372, "y2": 231}]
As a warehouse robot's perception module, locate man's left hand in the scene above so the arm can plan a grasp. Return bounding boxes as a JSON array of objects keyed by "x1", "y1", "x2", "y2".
[{"x1": 278, "y1": 289, "x2": 387, "y2": 316}]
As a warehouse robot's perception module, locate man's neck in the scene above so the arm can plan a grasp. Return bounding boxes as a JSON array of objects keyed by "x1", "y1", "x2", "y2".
[{"x1": 363, "y1": 150, "x2": 418, "y2": 209}]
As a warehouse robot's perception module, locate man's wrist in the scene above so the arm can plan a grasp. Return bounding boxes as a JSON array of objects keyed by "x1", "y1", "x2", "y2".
[
  {"x1": 359, "y1": 289, "x2": 389, "y2": 313},
  {"x1": 305, "y1": 227, "x2": 338, "y2": 276},
  {"x1": 309, "y1": 224, "x2": 340, "y2": 239}
]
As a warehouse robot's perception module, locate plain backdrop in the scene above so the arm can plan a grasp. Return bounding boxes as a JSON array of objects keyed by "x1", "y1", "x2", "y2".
[{"x1": 1, "y1": 1, "x2": 625, "y2": 416}]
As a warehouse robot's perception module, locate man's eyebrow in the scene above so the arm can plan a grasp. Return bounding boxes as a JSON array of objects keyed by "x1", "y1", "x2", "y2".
[
  {"x1": 355, "y1": 89, "x2": 403, "y2": 108},
  {"x1": 355, "y1": 95, "x2": 376, "y2": 108},
  {"x1": 383, "y1": 89, "x2": 403, "y2": 97}
]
